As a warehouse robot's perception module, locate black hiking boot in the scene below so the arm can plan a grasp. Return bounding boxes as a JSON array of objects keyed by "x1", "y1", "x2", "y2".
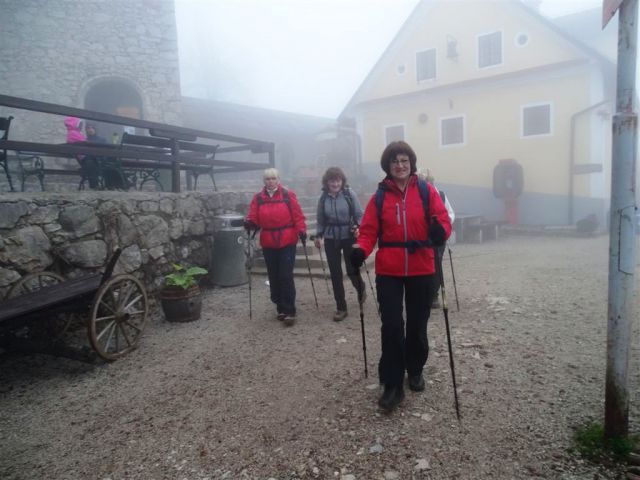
[
  {"x1": 378, "y1": 385, "x2": 404, "y2": 412},
  {"x1": 333, "y1": 310, "x2": 348, "y2": 322},
  {"x1": 408, "y1": 374, "x2": 425, "y2": 392}
]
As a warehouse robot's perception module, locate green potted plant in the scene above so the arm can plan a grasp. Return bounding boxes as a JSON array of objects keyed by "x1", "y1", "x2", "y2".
[{"x1": 160, "y1": 263, "x2": 208, "y2": 322}]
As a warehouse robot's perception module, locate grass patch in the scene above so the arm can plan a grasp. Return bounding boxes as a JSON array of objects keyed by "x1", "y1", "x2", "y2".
[{"x1": 572, "y1": 422, "x2": 640, "y2": 463}]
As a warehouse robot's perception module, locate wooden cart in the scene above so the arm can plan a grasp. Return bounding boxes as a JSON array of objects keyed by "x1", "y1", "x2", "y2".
[{"x1": 0, "y1": 249, "x2": 148, "y2": 361}]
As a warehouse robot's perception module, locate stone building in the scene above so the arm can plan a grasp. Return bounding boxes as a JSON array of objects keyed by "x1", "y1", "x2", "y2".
[{"x1": 0, "y1": 0, "x2": 183, "y2": 143}]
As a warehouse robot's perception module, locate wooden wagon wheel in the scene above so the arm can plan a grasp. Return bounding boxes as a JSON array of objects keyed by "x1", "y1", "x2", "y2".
[
  {"x1": 5, "y1": 271, "x2": 77, "y2": 339},
  {"x1": 88, "y1": 274, "x2": 148, "y2": 361}
]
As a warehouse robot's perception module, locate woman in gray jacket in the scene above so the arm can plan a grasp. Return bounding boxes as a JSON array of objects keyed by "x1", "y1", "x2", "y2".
[{"x1": 314, "y1": 167, "x2": 364, "y2": 321}]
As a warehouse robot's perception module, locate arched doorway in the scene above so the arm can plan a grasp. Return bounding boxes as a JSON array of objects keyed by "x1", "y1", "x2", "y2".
[{"x1": 84, "y1": 79, "x2": 143, "y2": 142}]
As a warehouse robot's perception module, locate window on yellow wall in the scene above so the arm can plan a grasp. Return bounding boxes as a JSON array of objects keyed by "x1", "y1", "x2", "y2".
[
  {"x1": 385, "y1": 124, "x2": 405, "y2": 144},
  {"x1": 522, "y1": 103, "x2": 552, "y2": 137},
  {"x1": 416, "y1": 49, "x2": 436, "y2": 82},
  {"x1": 440, "y1": 116, "x2": 465, "y2": 147},
  {"x1": 478, "y1": 31, "x2": 502, "y2": 68}
]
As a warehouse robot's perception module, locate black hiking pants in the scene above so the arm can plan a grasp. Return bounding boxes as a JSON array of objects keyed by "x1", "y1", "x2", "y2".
[
  {"x1": 376, "y1": 274, "x2": 439, "y2": 388},
  {"x1": 262, "y1": 243, "x2": 297, "y2": 315},
  {"x1": 324, "y1": 237, "x2": 361, "y2": 311}
]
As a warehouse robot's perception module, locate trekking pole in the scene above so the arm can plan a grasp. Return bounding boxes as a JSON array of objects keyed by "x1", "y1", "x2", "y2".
[
  {"x1": 362, "y1": 261, "x2": 380, "y2": 317},
  {"x1": 434, "y1": 244, "x2": 461, "y2": 421},
  {"x1": 245, "y1": 229, "x2": 257, "y2": 320},
  {"x1": 301, "y1": 237, "x2": 319, "y2": 309},
  {"x1": 310, "y1": 235, "x2": 330, "y2": 294},
  {"x1": 355, "y1": 270, "x2": 368, "y2": 378},
  {"x1": 447, "y1": 246, "x2": 460, "y2": 312},
  {"x1": 352, "y1": 221, "x2": 380, "y2": 316}
]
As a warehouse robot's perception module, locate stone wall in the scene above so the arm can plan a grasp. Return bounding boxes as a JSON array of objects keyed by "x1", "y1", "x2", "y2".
[
  {"x1": 0, "y1": 0, "x2": 182, "y2": 142},
  {"x1": 0, "y1": 191, "x2": 253, "y2": 300}
]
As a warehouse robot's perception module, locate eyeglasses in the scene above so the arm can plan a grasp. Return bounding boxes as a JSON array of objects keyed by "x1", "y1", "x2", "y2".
[
  {"x1": 390, "y1": 158, "x2": 409, "y2": 166},
  {"x1": 264, "y1": 177, "x2": 278, "y2": 180}
]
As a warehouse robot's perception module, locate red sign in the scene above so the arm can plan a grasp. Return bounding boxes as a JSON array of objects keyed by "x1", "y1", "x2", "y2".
[{"x1": 603, "y1": 0, "x2": 624, "y2": 28}]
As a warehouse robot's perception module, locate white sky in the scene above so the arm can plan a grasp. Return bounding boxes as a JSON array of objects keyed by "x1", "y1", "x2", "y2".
[{"x1": 176, "y1": 0, "x2": 603, "y2": 118}]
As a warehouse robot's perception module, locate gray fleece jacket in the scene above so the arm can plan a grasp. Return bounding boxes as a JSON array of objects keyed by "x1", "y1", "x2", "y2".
[{"x1": 315, "y1": 188, "x2": 363, "y2": 240}]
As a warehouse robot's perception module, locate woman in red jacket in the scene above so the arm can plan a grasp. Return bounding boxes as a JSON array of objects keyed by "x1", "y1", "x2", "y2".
[
  {"x1": 350, "y1": 141, "x2": 451, "y2": 411},
  {"x1": 245, "y1": 168, "x2": 307, "y2": 326}
]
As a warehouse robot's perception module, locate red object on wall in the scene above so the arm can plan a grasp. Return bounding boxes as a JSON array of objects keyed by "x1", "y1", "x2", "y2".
[{"x1": 504, "y1": 195, "x2": 518, "y2": 225}]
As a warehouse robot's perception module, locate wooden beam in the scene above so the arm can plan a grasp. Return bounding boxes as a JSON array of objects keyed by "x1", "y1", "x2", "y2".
[{"x1": 0, "y1": 94, "x2": 272, "y2": 148}]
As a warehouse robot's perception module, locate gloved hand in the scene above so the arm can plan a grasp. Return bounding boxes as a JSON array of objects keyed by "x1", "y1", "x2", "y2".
[
  {"x1": 243, "y1": 220, "x2": 257, "y2": 232},
  {"x1": 429, "y1": 217, "x2": 446, "y2": 247},
  {"x1": 350, "y1": 247, "x2": 366, "y2": 269},
  {"x1": 299, "y1": 231, "x2": 307, "y2": 243}
]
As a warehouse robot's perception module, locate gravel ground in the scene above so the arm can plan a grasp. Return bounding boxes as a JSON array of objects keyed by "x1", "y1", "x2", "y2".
[{"x1": 1, "y1": 234, "x2": 639, "y2": 480}]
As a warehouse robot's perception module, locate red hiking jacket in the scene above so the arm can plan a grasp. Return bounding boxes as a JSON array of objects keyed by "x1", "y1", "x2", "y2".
[
  {"x1": 357, "y1": 175, "x2": 452, "y2": 277},
  {"x1": 246, "y1": 185, "x2": 306, "y2": 249}
]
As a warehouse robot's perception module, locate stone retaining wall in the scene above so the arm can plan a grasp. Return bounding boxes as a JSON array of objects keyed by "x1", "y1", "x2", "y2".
[{"x1": 0, "y1": 191, "x2": 253, "y2": 300}]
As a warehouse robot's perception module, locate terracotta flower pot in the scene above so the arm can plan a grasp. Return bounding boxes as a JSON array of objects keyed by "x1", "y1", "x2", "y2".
[{"x1": 160, "y1": 284, "x2": 202, "y2": 322}]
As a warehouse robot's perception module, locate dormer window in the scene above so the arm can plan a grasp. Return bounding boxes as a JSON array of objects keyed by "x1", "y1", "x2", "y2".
[
  {"x1": 416, "y1": 48, "x2": 436, "y2": 82},
  {"x1": 478, "y1": 31, "x2": 502, "y2": 68}
]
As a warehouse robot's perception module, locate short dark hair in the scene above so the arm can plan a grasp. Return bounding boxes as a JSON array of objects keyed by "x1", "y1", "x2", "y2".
[
  {"x1": 322, "y1": 166, "x2": 347, "y2": 189},
  {"x1": 380, "y1": 141, "x2": 417, "y2": 177}
]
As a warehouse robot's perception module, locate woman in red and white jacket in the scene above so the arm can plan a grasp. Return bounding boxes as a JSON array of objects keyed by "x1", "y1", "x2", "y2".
[
  {"x1": 245, "y1": 168, "x2": 306, "y2": 326},
  {"x1": 350, "y1": 141, "x2": 451, "y2": 412}
]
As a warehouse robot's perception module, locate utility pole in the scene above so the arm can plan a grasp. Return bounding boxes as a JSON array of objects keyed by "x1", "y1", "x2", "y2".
[{"x1": 604, "y1": 0, "x2": 638, "y2": 439}]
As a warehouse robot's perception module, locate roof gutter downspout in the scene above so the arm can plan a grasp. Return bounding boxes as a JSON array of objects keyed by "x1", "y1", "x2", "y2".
[{"x1": 569, "y1": 100, "x2": 610, "y2": 225}]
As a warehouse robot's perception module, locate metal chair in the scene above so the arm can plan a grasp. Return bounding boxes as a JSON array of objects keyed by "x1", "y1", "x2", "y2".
[
  {"x1": 16, "y1": 152, "x2": 44, "y2": 191},
  {"x1": 0, "y1": 116, "x2": 15, "y2": 191}
]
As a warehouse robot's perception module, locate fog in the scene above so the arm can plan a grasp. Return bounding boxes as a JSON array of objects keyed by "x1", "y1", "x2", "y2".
[
  {"x1": 176, "y1": 0, "x2": 602, "y2": 118},
  {"x1": 0, "y1": 0, "x2": 630, "y2": 228}
]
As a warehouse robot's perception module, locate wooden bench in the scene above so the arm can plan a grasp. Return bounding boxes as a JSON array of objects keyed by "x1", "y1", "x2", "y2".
[
  {"x1": 453, "y1": 215, "x2": 501, "y2": 243},
  {"x1": 463, "y1": 221, "x2": 501, "y2": 243},
  {"x1": 3, "y1": 133, "x2": 221, "y2": 192},
  {"x1": 117, "y1": 132, "x2": 220, "y2": 191}
]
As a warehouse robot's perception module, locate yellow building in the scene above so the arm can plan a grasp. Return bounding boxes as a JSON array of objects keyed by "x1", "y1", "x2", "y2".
[{"x1": 342, "y1": 0, "x2": 615, "y2": 226}]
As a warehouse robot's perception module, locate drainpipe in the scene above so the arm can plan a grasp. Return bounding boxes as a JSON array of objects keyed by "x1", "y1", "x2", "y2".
[
  {"x1": 354, "y1": 131, "x2": 363, "y2": 175},
  {"x1": 568, "y1": 100, "x2": 609, "y2": 225}
]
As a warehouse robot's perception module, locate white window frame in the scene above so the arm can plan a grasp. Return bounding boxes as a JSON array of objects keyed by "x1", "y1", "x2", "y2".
[
  {"x1": 415, "y1": 48, "x2": 437, "y2": 83},
  {"x1": 384, "y1": 123, "x2": 406, "y2": 145},
  {"x1": 439, "y1": 115, "x2": 466, "y2": 148},
  {"x1": 477, "y1": 30, "x2": 503, "y2": 69},
  {"x1": 521, "y1": 102, "x2": 553, "y2": 138}
]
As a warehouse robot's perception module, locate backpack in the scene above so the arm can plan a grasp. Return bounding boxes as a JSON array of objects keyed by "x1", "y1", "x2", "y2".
[{"x1": 374, "y1": 178, "x2": 432, "y2": 253}]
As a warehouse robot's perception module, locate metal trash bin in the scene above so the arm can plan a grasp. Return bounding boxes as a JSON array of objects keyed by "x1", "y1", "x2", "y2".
[{"x1": 210, "y1": 214, "x2": 248, "y2": 287}]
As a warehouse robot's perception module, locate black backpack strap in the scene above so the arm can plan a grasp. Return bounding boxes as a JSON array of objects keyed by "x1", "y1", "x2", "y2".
[
  {"x1": 375, "y1": 182, "x2": 387, "y2": 246},
  {"x1": 343, "y1": 187, "x2": 356, "y2": 227},
  {"x1": 281, "y1": 187, "x2": 293, "y2": 220},
  {"x1": 317, "y1": 190, "x2": 327, "y2": 236},
  {"x1": 416, "y1": 178, "x2": 431, "y2": 227}
]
